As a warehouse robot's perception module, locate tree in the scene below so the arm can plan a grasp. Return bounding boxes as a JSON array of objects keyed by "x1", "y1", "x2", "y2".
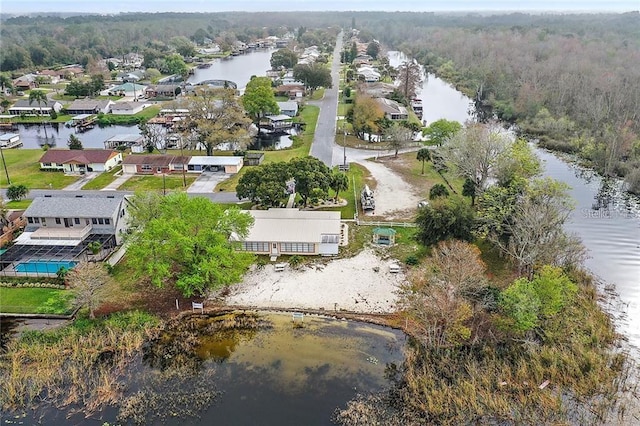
[
  {"x1": 6, "y1": 184, "x2": 28, "y2": 201},
  {"x1": 442, "y1": 123, "x2": 511, "y2": 193},
  {"x1": 416, "y1": 148, "x2": 431, "y2": 175},
  {"x1": 0, "y1": 73, "x2": 12, "y2": 93},
  {"x1": 330, "y1": 171, "x2": 349, "y2": 202},
  {"x1": 293, "y1": 63, "x2": 332, "y2": 91},
  {"x1": 236, "y1": 162, "x2": 289, "y2": 207},
  {"x1": 164, "y1": 53, "x2": 189, "y2": 77},
  {"x1": 429, "y1": 184, "x2": 449, "y2": 199},
  {"x1": 400, "y1": 240, "x2": 488, "y2": 348},
  {"x1": 138, "y1": 121, "x2": 167, "y2": 153},
  {"x1": 126, "y1": 192, "x2": 255, "y2": 297},
  {"x1": 289, "y1": 156, "x2": 332, "y2": 206},
  {"x1": 396, "y1": 60, "x2": 423, "y2": 101},
  {"x1": 242, "y1": 76, "x2": 279, "y2": 124},
  {"x1": 415, "y1": 197, "x2": 475, "y2": 246},
  {"x1": 67, "y1": 134, "x2": 83, "y2": 150},
  {"x1": 422, "y1": 119, "x2": 462, "y2": 146},
  {"x1": 28, "y1": 89, "x2": 48, "y2": 117},
  {"x1": 384, "y1": 122, "x2": 414, "y2": 158},
  {"x1": 270, "y1": 48, "x2": 298, "y2": 69},
  {"x1": 183, "y1": 87, "x2": 252, "y2": 156},
  {"x1": 366, "y1": 42, "x2": 380, "y2": 59},
  {"x1": 462, "y1": 178, "x2": 477, "y2": 206},
  {"x1": 68, "y1": 262, "x2": 111, "y2": 319},
  {"x1": 495, "y1": 139, "x2": 541, "y2": 187},
  {"x1": 350, "y1": 95, "x2": 384, "y2": 141},
  {"x1": 170, "y1": 36, "x2": 197, "y2": 58}
]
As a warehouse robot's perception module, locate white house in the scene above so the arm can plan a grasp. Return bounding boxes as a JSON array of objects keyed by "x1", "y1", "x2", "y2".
[
  {"x1": 110, "y1": 102, "x2": 148, "y2": 115},
  {"x1": 236, "y1": 209, "x2": 344, "y2": 257},
  {"x1": 8, "y1": 99, "x2": 63, "y2": 116}
]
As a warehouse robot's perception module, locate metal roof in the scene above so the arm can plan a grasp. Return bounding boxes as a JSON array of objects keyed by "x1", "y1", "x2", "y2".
[
  {"x1": 188, "y1": 156, "x2": 243, "y2": 166},
  {"x1": 244, "y1": 209, "x2": 341, "y2": 243}
]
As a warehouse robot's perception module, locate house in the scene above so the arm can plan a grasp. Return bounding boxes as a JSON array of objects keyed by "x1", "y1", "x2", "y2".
[
  {"x1": 122, "y1": 154, "x2": 189, "y2": 174},
  {"x1": 116, "y1": 70, "x2": 145, "y2": 83},
  {"x1": 274, "y1": 83, "x2": 305, "y2": 99},
  {"x1": 110, "y1": 102, "x2": 148, "y2": 115},
  {"x1": 244, "y1": 152, "x2": 265, "y2": 166},
  {"x1": 1, "y1": 210, "x2": 26, "y2": 248},
  {"x1": 103, "y1": 134, "x2": 144, "y2": 150},
  {"x1": 66, "y1": 99, "x2": 114, "y2": 115},
  {"x1": 375, "y1": 98, "x2": 409, "y2": 121},
  {"x1": 12, "y1": 74, "x2": 39, "y2": 90},
  {"x1": 188, "y1": 156, "x2": 244, "y2": 174},
  {"x1": 39, "y1": 149, "x2": 122, "y2": 173},
  {"x1": 21, "y1": 194, "x2": 130, "y2": 245},
  {"x1": 145, "y1": 84, "x2": 181, "y2": 98},
  {"x1": 37, "y1": 70, "x2": 61, "y2": 84},
  {"x1": 8, "y1": 99, "x2": 63, "y2": 116},
  {"x1": 236, "y1": 209, "x2": 344, "y2": 256},
  {"x1": 277, "y1": 101, "x2": 298, "y2": 117},
  {"x1": 357, "y1": 65, "x2": 381, "y2": 82},
  {"x1": 259, "y1": 114, "x2": 293, "y2": 132},
  {"x1": 107, "y1": 83, "x2": 147, "y2": 98}
]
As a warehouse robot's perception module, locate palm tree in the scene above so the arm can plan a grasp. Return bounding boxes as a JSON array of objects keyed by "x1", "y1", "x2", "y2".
[
  {"x1": 29, "y1": 89, "x2": 49, "y2": 138},
  {"x1": 330, "y1": 171, "x2": 349, "y2": 202},
  {"x1": 417, "y1": 147, "x2": 431, "y2": 175}
]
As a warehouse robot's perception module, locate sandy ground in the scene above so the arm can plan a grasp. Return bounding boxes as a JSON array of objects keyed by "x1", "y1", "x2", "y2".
[
  {"x1": 223, "y1": 248, "x2": 406, "y2": 313},
  {"x1": 223, "y1": 153, "x2": 418, "y2": 314},
  {"x1": 358, "y1": 159, "x2": 422, "y2": 220}
]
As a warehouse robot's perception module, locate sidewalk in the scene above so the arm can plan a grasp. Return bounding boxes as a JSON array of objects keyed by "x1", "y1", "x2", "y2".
[
  {"x1": 102, "y1": 173, "x2": 133, "y2": 190},
  {"x1": 61, "y1": 172, "x2": 98, "y2": 190}
]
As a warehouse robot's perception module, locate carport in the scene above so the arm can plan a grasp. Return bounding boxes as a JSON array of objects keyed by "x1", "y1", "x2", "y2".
[{"x1": 187, "y1": 156, "x2": 244, "y2": 174}]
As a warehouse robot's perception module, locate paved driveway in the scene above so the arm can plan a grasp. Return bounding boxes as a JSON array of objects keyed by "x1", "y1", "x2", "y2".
[{"x1": 187, "y1": 171, "x2": 230, "y2": 193}]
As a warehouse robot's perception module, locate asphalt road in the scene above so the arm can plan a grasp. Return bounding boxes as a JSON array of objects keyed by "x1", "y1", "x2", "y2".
[{"x1": 309, "y1": 31, "x2": 344, "y2": 167}]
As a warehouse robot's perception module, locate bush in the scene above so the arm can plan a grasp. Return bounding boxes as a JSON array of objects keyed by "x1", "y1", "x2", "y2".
[
  {"x1": 289, "y1": 255, "x2": 302, "y2": 267},
  {"x1": 405, "y1": 255, "x2": 419, "y2": 266},
  {"x1": 429, "y1": 183, "x2": 450, "y2": 199}
]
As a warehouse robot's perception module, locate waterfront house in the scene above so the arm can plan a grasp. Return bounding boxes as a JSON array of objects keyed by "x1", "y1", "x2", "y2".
[
  {"x1": 39, "y1": 149, "x2": 122, "y2": 173},
  {"x1": 103, "y1": 134, "x2": 144, "y2": 150},
  {"x1": 259, "y1": 114, "x2": 293, "y2": 132},
  {"x1": 277, "y1": 101, "x2": 299, "y2": 117},
  {"x1": 145, "y1": 84, "x2": 181, "y2": 99},
  {"x1": 375, "y1": 98, "x2": 409, "y2": 121},
  {"x1": 66, "y1": 99, "x2": 114, "y2": 115},
  {"x1": 21, "y1": 194, "x2": 130, "y2": 245},
  {"x1": 235, "y1": 209, "x2": 345, "y2": 257},
  {"x1": 110, "y1": 102, "x2": 148, "y2": 115},
  {"x1": 8, "y1": 99, "x2": 63, "y2": 116}
]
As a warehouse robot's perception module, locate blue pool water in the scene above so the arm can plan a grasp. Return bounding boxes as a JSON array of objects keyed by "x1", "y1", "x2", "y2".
[{"x1": 14, "y1": 260, "x2": 77, "y2": 274}]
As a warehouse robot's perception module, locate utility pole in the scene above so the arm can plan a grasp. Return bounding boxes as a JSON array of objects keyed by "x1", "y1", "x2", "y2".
[{"x1": 0, "y1": 146, "x2": 10, "y2": 185}]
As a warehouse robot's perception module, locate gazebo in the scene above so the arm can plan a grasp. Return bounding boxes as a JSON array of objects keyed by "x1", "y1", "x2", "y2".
[{"x1": 372, "y1": 227, "x2": 396, "y2": 245}]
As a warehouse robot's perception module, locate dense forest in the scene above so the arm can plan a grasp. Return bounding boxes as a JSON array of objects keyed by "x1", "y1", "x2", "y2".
[{"x1": 354, "y1": 12, "x2": 640, "y2": 189}]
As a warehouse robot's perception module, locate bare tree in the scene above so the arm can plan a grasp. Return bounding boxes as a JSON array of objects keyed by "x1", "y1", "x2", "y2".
[
  {"x1": 396, "y1": 60, "x2": 423, "y2": 101},
  {"x1": 138, "y1": 121, "x2": 168, "y2": 153},
  {"x1": 384, "y1": 123, "x2": 414, "y2": 157},
  {"x1": 442, "y1": 123, "x2": 511, "y2": 193},
  {"x1": 68, "y1": 262, "x2": 112, "y2": 319}
]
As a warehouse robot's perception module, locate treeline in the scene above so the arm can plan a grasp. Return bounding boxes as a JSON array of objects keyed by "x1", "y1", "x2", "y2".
[
  {"x1": 357, "y1": 12, "x2": 640, "y2": 190},
  {"x1": 0, "y1": 12, "x2": 345, "y2": 72}
]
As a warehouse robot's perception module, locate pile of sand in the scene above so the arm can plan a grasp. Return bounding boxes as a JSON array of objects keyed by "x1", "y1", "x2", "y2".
[{"x1": 224, "y1": 248, "x2": 405, "y2": 313}]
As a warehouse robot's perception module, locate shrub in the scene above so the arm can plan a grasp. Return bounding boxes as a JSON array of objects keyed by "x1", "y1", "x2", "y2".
[
  {"x1": 429, "y1": 183, "x2": 450, "y2": 199},
  {"x1": 289, "y1": 255, "x2": 302, "y2": 267},
  {"x1": 405, "y1": 254, "x2": 419, "y2": 266}
]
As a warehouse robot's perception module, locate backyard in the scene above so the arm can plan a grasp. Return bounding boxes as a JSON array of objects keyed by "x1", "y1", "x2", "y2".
[{"x1": 0, "y1": 287, "x2": 74, "y2": 315}]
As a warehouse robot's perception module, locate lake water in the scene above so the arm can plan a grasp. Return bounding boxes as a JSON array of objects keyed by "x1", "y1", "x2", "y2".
[{"x1": 12, "y1": 48, "x2": 295, "y2": 151}]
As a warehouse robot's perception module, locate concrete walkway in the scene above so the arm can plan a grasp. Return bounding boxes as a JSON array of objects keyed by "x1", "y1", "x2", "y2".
[
  {"x1": 61, "y1": 172, "x2": 98, "y2": 190},
  {"x1": 187, "y1": 171, "x2": 230, "y2": 193},
  {"x1": 102, "y1": 172, "x2": 134, "y2": 190}
]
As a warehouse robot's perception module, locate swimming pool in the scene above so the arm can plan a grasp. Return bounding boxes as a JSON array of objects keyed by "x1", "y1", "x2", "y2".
[{"x1": 14, "y1": 260, "x2": 78, "y2": 274}]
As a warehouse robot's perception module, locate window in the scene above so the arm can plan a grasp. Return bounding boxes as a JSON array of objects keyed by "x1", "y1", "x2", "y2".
[
  {"x1": 321, "y1": 234, "x2": 339, "y2": 244},
  {"x1": 42, "y1": 162, "x2": 51, "y2": 167},
  {"x1": 241, "y1": 242, "x2": 269, "y2": 252},
  {"x1": 141, "y1": 165, "x2": 152, "y2": 171},
  {"x1": 34, "y1": 217, "x2": 40, "y2": 223},
  {"x1": 74, "y1": 218, "x2": 80, "y2": 225},
  {"x1": 41, "y1": 218, "x2": 46, "y2": 226},
  {"x1": 92, "y1": 218, "x2": 97, "y2": 224},
  {"x1": 105, "y1": 218, "x2": 110, "y2": 225},
  {"x1": 55, "y1": 218, "x2": 61, "y2": 224},
  {"x1": 98, "y1": 218, "x2": 104, "y2": 225},
  {"x1": 281, "y1": 242, "x2": 314, "y2": 253}
]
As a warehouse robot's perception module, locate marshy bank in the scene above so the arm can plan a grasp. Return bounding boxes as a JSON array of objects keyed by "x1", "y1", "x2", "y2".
[{"x1": 1, "y1": 311, "x2": 405, "y2": 425}]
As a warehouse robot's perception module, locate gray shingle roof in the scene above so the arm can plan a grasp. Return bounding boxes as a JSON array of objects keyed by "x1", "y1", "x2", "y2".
[{"x1": 24, "y1": 196, "x2": 124, "y2": 218}]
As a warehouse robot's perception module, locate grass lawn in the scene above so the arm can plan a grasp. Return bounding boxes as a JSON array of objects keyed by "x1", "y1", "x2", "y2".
[
  {"x1": 310, "y1": 88, "x2": 325, "y2": 100},
  {"x1": 0, "y1": 149, "x2": 78, "y2": 189},
  {"x1": 81, "y1": 165, "x2": 122, "y2": 190},
  {"x1": 118, "y1": 174, "x2": 197, "y2": 191},
  {"x1": 5, "y1": 200, "x2": 32, "y2": 209},
  {"x1": 216, "y1": 105, "x2": 319, "y2": 192},
  {"x1": 0, "y1": 287, "x2": 75, "y2": 315},
  {"x1": 319, "y1": 163, "x2": 370, "y2": 219}
]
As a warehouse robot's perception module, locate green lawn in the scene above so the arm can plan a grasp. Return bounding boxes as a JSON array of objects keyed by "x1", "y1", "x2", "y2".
[
  {"x1": 0, "y1": 149, "x2": 78, "y2": 189},
  {"x1": 0, "y1": 287, "x2": 75, "y2": 315},
  {"x1": 81, "y1": 165, "x2": 122, "y2": 190},
  {"x1": 319, "y1": 163, "x2": 369, "y2": 219},
  {"x1": 5, "y1": 200, "x2": 32, "y2": 209},
  {"x1": 310, "y1": 88, "x2": 325, "y2": 100},
  {"x1": 118, "y1": 174, "x2": 197, "y2": 191}
]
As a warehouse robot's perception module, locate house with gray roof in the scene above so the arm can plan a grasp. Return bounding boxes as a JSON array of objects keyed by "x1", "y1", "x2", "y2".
[
  {"x1": 22, "y1": 194, "x2": 130, "y2": 245},
  {"x1": 66, "y1": 99, "x2": 114, "y2": 115},
  {"x1": 277, "y1": 101, "x2": 298, "y2": 117},
  {"x1": 235, "y1": 209, "x2": 345, "y2": 257},
  {"x1": 8, "y1": 99, "x2": 63, "y2": 116}
]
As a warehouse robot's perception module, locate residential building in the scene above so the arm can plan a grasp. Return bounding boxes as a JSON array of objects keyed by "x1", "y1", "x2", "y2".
[
  {"x1": 375, "y1": 98, "x2": 409, "y2": 121},
  {"x1": 39, "y1": 149, "x2": 122, "y2": 173},
  {"x1": 8, "y1": 99, "x2": 63, "y2": 116},
  {"x1": 122, "y1": 154, "x2": 189, "y2": 174},
  {"x1": 236, "y1": 209, "x2": 344, "y2": 257},
  {"x1": 277, "y1": 101, "x2": 299, "y2": 117},
  {"x1": 110, "y1": 102, "x2": 148, "y2": 115},
  {"x1": 188, "y1": 156, "x2": 244, "y2": 173},
  {"x1": 66, "y1": 99, "x2": 114, "y2": 115}
]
